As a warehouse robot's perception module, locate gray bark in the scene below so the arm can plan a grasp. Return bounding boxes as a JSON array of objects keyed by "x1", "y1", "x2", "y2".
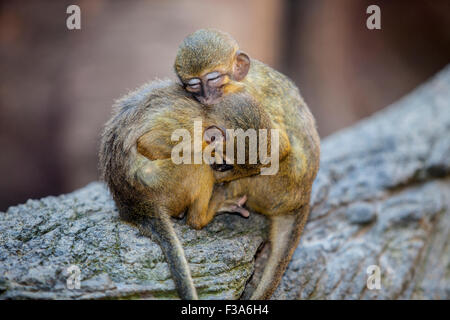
[{"x1": 1, "y1": 66, "x2": 449, "y2": 300}]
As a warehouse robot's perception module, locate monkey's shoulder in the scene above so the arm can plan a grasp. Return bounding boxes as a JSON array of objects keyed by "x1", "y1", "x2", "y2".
[{"x1": 247, "y1": 60, "x2": 300, "y2": 98}]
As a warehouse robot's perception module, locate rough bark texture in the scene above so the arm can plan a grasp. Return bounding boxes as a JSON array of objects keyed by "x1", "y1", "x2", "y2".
[{"x1": 1, "y1": 66, "x2": 449, "y2": 300}]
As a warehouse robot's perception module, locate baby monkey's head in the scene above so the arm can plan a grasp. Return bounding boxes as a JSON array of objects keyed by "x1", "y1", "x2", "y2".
[{"x1": 174, "y1": 29, "x2": 250, "y2": 105}]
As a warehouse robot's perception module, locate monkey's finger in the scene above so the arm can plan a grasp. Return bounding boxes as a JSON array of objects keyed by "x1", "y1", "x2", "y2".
[
  {"x1": 217, "y1": 204, "x2": 250, "y2": 218},
  {"x1": 237, "y1": 195, "x2": 248, "y2": 207},
  {"x1": 235, "y1": 206, "x2": 250, "y2": 218}
]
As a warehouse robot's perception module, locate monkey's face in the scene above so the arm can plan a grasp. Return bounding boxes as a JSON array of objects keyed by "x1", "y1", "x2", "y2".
[
  {"x1": 184, "y1": 71, "x2": 228, "y2": 105},
  {"x1": 181, "y1": 51, "x2": 251, "y2": 105}
]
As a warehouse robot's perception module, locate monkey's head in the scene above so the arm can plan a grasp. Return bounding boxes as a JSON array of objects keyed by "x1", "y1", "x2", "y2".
[{"x1": 174, "y1": 29, "x2": 250, "y2": 105}]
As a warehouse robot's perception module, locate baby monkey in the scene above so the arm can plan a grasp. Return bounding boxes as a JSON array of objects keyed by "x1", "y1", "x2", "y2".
[
  {"x1": 175, "y1": 29, "x2": 321, "y2": 299},
  {"x1": 100, "y1": 80, "x2": 272, "y2": 299}
]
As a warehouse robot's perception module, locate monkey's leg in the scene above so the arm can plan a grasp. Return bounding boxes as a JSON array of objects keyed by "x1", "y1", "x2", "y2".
[
  {"x1": 186, "y1": 187, "x2": 215, "y2": 230},
  {"x1": 250, "y1": 204, "x2": 310, "y2": 300},
  {"x1": 186, "y1": 182, "x2": 248, "y2": 230},
  {"x1": 137, "y1": 212, "x2": 198, "y2": 300}
]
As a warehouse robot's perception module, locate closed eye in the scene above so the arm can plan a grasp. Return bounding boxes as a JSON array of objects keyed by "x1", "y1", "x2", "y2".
[
  {"x1": 206, "y1": 71, "x2": 222, "y2": 81},
  {"x1": 208, "y1": 75, "x2": 225, "y2": 86},
  {"x1": 187, "y1": 83, "x2": 200, "y2": 89},
  {"x1": 208, "y1": 75, "x2": 220, "y2": 81},
  {"x1": 185, "y1": 79, "x2": 201, "y2": 92}
]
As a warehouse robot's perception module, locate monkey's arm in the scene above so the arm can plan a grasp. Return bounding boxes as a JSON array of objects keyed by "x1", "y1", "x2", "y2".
[
  {"x1": 212, "y1": 165, "x2": 261, "y2": 183},
  {"x1": 137, "y1": 131, "x2": 174, "y2": 160}
]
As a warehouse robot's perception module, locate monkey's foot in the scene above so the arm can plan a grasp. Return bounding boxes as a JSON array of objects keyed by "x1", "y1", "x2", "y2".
[{"x1": 217, "y1": 195, "x2": 249, "y2": 218}]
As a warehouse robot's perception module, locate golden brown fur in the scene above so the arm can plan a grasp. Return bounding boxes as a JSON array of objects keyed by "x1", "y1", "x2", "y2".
[{"x1": 175, "y1": 29, "x2": 321, "y2": 299}]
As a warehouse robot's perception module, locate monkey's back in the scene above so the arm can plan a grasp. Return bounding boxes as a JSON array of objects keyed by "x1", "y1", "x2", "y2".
[{"x1": 99, "y1": 80, "x2": 211, "y2": 219}]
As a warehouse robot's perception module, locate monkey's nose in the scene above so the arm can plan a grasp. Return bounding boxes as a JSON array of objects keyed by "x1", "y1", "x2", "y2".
[
  {"x1": 197, "y1": 96, "x2": 207, "y2": 105},
  {"x1": 202, "y1": 98, "x2": 212, "y2": 105},
  {"x1": 198, "y1": 95, "x2": 214, "y2": 105}
]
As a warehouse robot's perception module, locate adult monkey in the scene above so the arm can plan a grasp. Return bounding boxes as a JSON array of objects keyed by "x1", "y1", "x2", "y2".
[{"x1": 174, "y1": 29, "x2": 321, "y2": 299}]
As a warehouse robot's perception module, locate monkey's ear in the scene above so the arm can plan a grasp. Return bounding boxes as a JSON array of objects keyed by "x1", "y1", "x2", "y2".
[{"x1": 233, "y1": 51, "x2": 250, "y2": 81}]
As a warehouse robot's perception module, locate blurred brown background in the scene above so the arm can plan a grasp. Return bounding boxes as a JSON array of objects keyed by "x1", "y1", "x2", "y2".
[{"x1": 0, "y1": 0, "x2": 449, "y2": 211}]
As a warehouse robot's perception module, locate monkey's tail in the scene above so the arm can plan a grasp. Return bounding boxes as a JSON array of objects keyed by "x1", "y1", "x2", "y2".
[
  {"x1": 137, "y1": 212, "x2": 198, "y2": 300},
  {"x1": 250, "y1": 204, "x2": 310, "y2": 300}
]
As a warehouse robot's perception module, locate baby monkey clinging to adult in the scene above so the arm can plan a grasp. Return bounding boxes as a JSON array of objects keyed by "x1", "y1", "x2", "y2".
[{"x1": 175, "y1": 29, "x2": 321, "y2": 299}]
